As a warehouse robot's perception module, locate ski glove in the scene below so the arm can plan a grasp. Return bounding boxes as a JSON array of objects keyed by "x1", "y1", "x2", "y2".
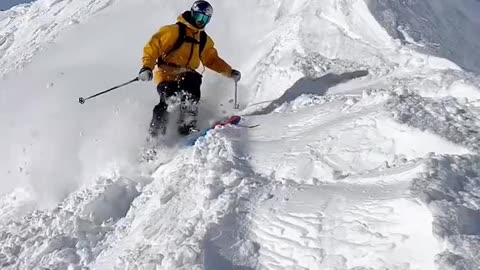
[
  {"x1": 231, "y1": 69, "x2": 242, "y2": 82},
  {"x1": 138, "y1": 67, "x2": 153, "y2": 82}
]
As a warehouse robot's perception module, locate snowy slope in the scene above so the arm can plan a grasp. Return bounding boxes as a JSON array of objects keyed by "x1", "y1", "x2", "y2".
[
  {"x1": 1, "y1": 0, "x2": 480, "y2": 269},
  {"x1": 0, "y1": 0, "x2": 115, "y2": 77},
  {"x1": 370, "y1": 0, "x2": 480, "y2": 73}
]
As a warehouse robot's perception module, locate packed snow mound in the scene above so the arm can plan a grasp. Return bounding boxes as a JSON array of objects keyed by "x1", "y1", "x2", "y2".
[
  {"x1": 93, "y1": 128, "x2": 264, "y2": 270},
  {"x1": 0, "y1": 128, "x2": 263, "y2": 270},
  {"x1": 0, "y1": 177, "x2": 141, "y2": 269}
]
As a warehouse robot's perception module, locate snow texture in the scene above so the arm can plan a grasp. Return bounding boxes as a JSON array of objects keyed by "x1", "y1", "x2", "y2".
[
  {"x1": 0, "y1": 0, "x2": 480, "y2": 269},
  {"x1": 370, "y1": 0, "x2": 480, "y2": 73},
  {"x1": 413, "y1": 155, "x2": 480, "y2": 270},
  {"x1": 0, "y1": 0, "x2": 115, "y2": 77}
]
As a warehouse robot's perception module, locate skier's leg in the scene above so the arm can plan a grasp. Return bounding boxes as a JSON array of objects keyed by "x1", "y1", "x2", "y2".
[
  {"x1": 177, "y1": 72, "x2": 202, "y2": 135},
  {"x1": 149, "y1": 82, "x2": 176, "y2": 137}
]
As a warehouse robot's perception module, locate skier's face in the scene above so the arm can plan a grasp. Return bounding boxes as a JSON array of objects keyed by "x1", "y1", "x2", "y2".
[{"x1": 192, "y1": 11, "x2": 211, "y2": 28}]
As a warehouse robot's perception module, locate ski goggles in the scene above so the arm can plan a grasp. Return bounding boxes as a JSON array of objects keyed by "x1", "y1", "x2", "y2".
[{"x1": 192, "y1": 12, "x2": 211, "y2": 26}]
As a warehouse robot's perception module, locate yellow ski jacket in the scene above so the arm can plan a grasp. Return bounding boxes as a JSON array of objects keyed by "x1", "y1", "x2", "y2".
[{"x1": 142, "y1": 12, "x2": 233, "y2": 84}]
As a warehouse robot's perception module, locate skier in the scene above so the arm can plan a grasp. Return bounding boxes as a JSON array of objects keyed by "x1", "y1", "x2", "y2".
[{"x1": 138, "y1": 0, "x2": 241, "y2": 137}]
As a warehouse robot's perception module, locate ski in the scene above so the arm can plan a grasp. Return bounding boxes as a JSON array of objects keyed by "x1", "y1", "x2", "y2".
[
  {"x1": 184, "y1": 115, "x2": 242, "y2": 146},
  {"x1": 237, "y1": 123, "x2": 260, "y2": 129}
]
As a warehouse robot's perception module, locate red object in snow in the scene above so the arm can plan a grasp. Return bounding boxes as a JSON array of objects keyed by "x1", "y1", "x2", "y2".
[{"x1": 214, "y1": 115, "x2": 241, "y2": 128}]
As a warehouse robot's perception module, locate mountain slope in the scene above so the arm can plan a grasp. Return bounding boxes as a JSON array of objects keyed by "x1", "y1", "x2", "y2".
[
  {"x1": 0, "y1": 0, "x2": 480, "y2": 269},
  {"x1": 371, "y1": 0, "x2": 480, "y2": 73}
]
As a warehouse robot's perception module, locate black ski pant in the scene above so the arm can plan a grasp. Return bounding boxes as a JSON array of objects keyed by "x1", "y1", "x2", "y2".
[{"x1": 149, "y1": 71, "x2": 202, "y2": 136}]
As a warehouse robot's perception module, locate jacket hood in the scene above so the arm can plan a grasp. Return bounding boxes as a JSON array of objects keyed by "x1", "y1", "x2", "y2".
[{"x1": 177, "y1": 11, "x2": 204, "y2": 31}]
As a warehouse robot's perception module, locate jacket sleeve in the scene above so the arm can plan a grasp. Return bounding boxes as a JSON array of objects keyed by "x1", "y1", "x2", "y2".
[
  {"x1": 142, "y1": 25, "x2": 178, "y2": 70},
  {"x1": 201, "y1": 36, "x2": 233, "y2": 77}
]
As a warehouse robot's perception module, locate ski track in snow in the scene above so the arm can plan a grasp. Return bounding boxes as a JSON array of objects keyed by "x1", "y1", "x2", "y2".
[{"x1": 1, "y1": 0, "x2": 480, "y2": 269}]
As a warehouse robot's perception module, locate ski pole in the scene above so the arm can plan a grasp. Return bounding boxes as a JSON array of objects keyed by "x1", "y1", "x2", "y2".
[
  {"x1": 234, "y1": 81, "x2": 240, "y2": 109},
  {"x1": 78, "y1": 77, "x2": 139, "y2": 104}
]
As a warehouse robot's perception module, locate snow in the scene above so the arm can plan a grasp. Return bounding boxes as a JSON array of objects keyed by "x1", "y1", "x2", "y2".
[
  {"x1": 413, "y1": 155, "x2": 480, "y2": 269},
  {"x1": 253, "y1": 181, "x2": 438, "y2": 269},
  {"x1": 0, "y1": 177, "x2": 142, "y2": 269},
  {"x1": 371, "y1": 0, "x2": 480, "y2": 73},
  {"x1": 0, "y1": 0, "x2": 115, "y2": 77},
  {"x1": 0, "y1": 0, "x2": 480, "y2": 269},
  {"x1": 91, "y1": 127, "x2": 265, "y2": 270}
]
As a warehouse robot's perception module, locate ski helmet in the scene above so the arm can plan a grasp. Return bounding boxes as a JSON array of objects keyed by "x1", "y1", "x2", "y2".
[{"x1": 191, "y1": 1, "x2": 213, "y2": 28}]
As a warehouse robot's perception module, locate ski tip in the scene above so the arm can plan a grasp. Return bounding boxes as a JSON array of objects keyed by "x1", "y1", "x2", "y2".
[
  {"x1": 215, "y1": 115, "x2": 242, "y2": 127},
  {"x1": 229, "y1": 115, "x2": 242, "y2": 125}
]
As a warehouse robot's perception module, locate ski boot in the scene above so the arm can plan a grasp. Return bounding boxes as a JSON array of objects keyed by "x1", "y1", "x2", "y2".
[
  {"x1": 177, "y1": 101, "x2": 199, "y2": 136},
  {"x1": 149, "y1": 103, "x2": 169, "y2": 138}
]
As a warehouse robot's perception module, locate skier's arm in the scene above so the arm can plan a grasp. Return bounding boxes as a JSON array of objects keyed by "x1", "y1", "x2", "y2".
[
  {"x1": 142, "y1": 25, "x2": 178, "y2": 70},
  {"x1": 201, "y1": 36, "x2": 233, "y2": 77}
]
